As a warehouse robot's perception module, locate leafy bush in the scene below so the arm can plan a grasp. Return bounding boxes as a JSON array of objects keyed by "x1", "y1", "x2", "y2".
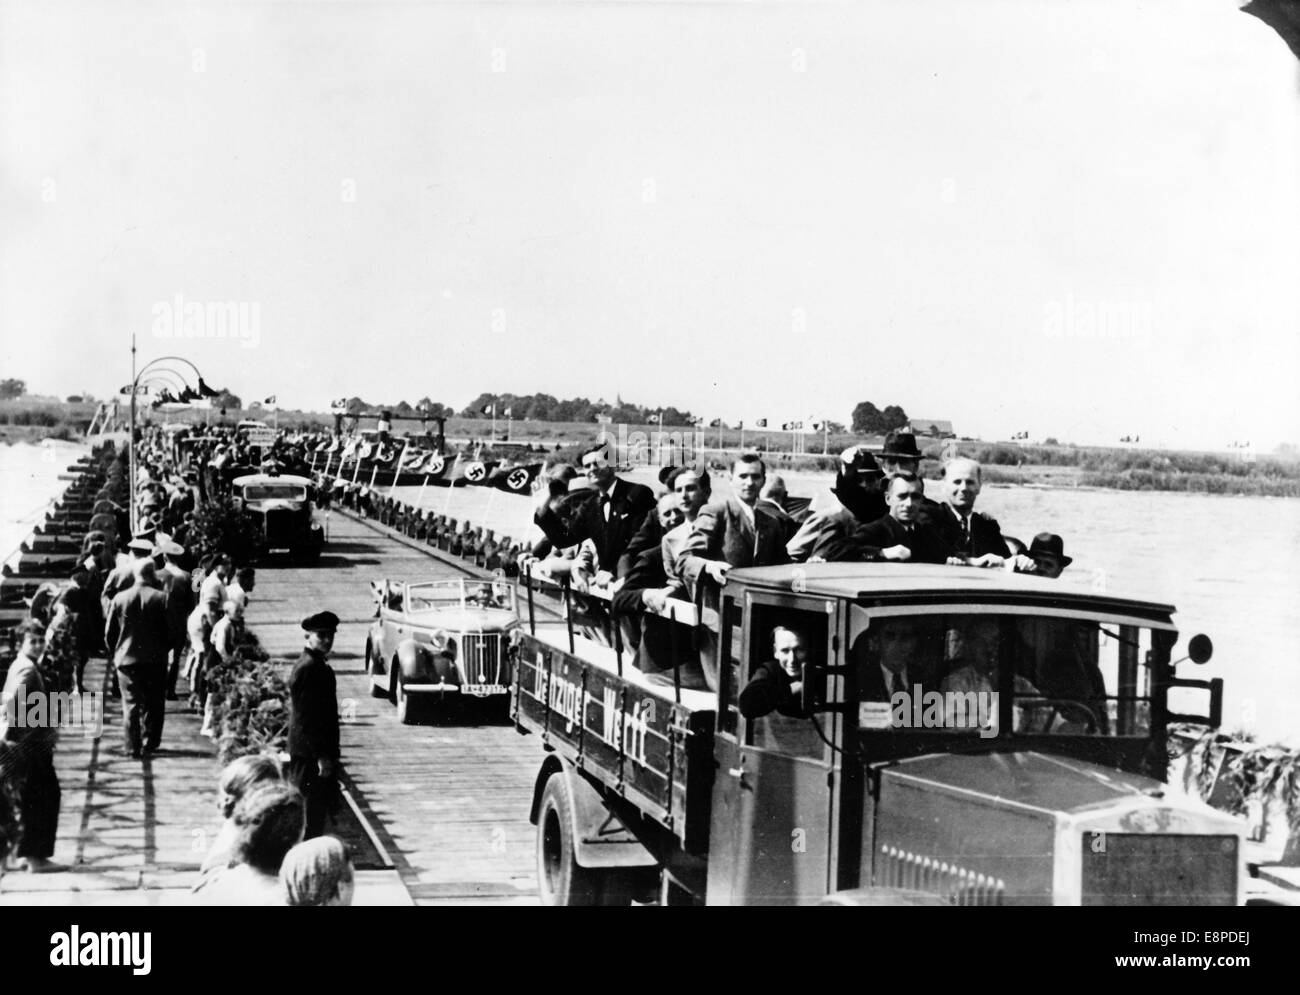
[
  {"x1": 207, "y1": 644, "x2": 289, "y2": 766},
  {"x1": 189, "y1": 495, "x2": 262, "y2": 565}
]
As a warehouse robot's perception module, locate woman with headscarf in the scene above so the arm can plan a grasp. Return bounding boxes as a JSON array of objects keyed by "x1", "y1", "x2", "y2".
[{"x1": 280, "y1": 836, "x2": 355, "y2": 907}]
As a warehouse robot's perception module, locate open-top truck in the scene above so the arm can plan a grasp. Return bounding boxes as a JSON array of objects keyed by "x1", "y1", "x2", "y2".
[{"x1": 510, "y1": 562, "x2": 1253, "y2": 905}]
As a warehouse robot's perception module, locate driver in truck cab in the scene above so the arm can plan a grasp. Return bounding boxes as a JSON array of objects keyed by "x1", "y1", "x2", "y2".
[{"x1": 739, "y1": 626, "x2": 809, "y2": 719}]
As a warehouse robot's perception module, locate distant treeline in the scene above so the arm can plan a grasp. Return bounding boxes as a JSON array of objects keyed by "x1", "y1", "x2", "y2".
[{"x1": 339, "y1": 392, "x2": 700, "y2": 427}]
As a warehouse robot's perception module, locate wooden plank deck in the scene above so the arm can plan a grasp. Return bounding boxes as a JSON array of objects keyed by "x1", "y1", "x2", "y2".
[
  {"x1": 2, "y1": 510, "x2": 550, "y2": 905},
  {"x1": 249, "y1": 512, "x2": 545, "y2": 905}
]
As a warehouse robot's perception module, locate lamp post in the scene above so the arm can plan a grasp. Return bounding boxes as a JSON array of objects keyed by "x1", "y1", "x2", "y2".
[{"x1": 128, "y1": 336, "x2": 205, "y2": 535}]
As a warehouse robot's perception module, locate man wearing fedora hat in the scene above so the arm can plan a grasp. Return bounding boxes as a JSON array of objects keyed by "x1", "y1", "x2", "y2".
[
  {"x1": 287, "y1": 611, "x2": 342, "y2": 838},
  {"x1": 787, "y1": 444, "x2": 888, "y2": 562},
  {"x1": 878, "y1": 429, "x2": 923, "y2": 476},
  {"x1": 1025, "y1": 533, "x2": 1072, "y2": 578}
]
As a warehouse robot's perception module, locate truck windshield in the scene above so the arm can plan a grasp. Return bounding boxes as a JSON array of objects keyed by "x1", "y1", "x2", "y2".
[
  {"x1": 243, "y1": 484, "x2": 306, "y2": 501},
  {"x1": 849, "y1": 613, "x2": 1155, "y2": 738}
]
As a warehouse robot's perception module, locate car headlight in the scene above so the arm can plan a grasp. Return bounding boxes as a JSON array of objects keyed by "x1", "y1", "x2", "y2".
[{"x1": 429, "y1": 629, "x2": 456, "y2": 657}]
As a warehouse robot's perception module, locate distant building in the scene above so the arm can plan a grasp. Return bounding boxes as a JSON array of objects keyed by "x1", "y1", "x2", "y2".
[{"x1": 909, "y1": 418, "x2": 954, "y2": 438}]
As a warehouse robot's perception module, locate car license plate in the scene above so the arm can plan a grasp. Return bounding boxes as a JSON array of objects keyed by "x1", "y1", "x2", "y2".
[{"x1": 462, "y1": 684, "x2": 508, "y2": 697}]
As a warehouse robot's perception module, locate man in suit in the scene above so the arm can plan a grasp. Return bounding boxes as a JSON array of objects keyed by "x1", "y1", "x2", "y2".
[
  {"x1": 680, "y1": 454, "x2": 792, "y2": 588},
  {"x1": 658, "y1": 466, "x2": 711, "y2": 600},
  {"x1": 100, "y1": 535, "x2": 156, "y2": 617},
  {"x1": 813, "y1": 473, "x2": 952, "y2": 564},
  {"x1": 104, "y1": 558, "x2": 176, "y2": 758},
  {"x1": 0, "y1": 621, "x2": 64, "y2": 872},
  {"x1": 155, "y1": 538, "x2": 194, "y2": 701},
  {"x1": 680, "y1": 454, "x2": 793, "y2": 691},
  {"x1": 856, "y1": 616, "x2": 931, "y2": 703},
  {"x1": 929, "y1": 458, "x2": 1036, "y2": 571},
  {"x1": 533, "y1": 447, "x2": 656, "y2": 582},
  {"x1": 287, "y1": 611, "x2": 341, "y2": 839},
  {"x1": 611, "y1": 493, "x2": 689, "y2": 674}
]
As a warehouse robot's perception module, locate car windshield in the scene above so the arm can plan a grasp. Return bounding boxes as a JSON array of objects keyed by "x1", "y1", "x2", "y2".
[
  {"x1": 243, "y1": 484, "x2": 306, "y2": 501},
  {"x1": 849, "y1": 611, "x2": 1160, "y2": 738},
  {"x1": 405, "y1": 580, "x2": 516, "y2": 612}
]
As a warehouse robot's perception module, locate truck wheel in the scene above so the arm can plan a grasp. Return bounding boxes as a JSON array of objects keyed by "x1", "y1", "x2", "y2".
[
  {"x1": 367, "y1": 643, "x2": 387, "y2": 698},
  {"x1": 536, "y1": 775, "x2": 635, "y2": 907}
]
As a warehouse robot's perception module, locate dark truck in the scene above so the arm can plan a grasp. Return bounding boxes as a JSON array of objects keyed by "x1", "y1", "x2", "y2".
[
  {"x1": 231, "y1": 472, "x2": 324, "y2": 562},
  {"x1": 510, "y1": 562, "x2": 1247, "y2": 906}
]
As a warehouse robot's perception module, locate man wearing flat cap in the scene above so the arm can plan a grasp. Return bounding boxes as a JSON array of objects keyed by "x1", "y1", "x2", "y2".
[{"x1": 287, "y1": 611, "x2": 342, "y2": 838}]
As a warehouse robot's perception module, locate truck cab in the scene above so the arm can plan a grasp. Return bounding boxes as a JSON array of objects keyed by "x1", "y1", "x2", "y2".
[
  {"x1": 706, "y1": 564, "x2": 1236, "y2": 906},
  {"x1": 513, "y1": 562, "x2": 1240, "y2": 905},
  {"x1": 231, "y1": 472, "x2": 324, "y2": 562}
]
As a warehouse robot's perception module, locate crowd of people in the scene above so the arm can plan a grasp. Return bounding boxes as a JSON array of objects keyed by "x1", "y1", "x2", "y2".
[
  {"x1": 2, "y1": 424, "x2": 348, "y2": 887},
  {"x1": 519, "y1": 429, "x2": 1073, "y2": 692}
]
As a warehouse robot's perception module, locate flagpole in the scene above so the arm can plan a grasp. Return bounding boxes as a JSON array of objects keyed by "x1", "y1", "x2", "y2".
[
  {"x1": 442, "y1": 452, "x2": 462, "y2": 517},
  {"x1": 414, "y1": 473, "x2": 431, "y2": 512},
  {"x1": 391, "y1": 438, "x2": 410, "y2": 491},
  {"x1": 740, "y1": 422, "x2": 745, "y2": 453},
  {"x1": 368, "y1": 459, "x2": 380, "y2": 492}
]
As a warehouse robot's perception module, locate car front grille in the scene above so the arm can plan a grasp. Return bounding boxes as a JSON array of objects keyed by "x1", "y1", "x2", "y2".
[
  {"x1": 1081, "y1": 833, "x2": 1237, "y2": 905},
  {"x1": 264, "y1": 508, "x2": 293, "y2": 544},
  {"x1": 461, "y1": 633, "x2": 505, "y2": 684}
]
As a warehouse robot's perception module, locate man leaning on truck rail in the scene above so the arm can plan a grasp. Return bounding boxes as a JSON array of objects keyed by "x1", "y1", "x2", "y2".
[{"x1": 678, "y1": 454, "x2": 794, "y2": 692}]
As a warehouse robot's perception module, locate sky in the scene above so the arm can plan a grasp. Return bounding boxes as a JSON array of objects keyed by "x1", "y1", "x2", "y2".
[{"x1": 2, "y1": 0, "x2": 1297, "y2": 450}]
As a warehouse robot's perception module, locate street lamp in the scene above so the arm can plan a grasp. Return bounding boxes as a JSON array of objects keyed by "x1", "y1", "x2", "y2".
[{"x1": 128, "y1": 342, "x2": 206, "y2": 535}]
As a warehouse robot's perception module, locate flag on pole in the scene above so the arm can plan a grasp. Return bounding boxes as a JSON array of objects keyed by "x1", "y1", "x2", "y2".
[
  {"x1": 755, "y1": 418, "x2": 767, "y2": 428},
  {"x1": 264, "y1": 395, "x2": 277, "y2": 405},
  {"x1": 481, "y1": 404, "x2": 495, "y2": 416},
  {"x1": 647, "y1": 413, "x2": 661, "y2": 424},
  {"x1": 502, "y1": 406, "x2": 512, "y2": 417}
]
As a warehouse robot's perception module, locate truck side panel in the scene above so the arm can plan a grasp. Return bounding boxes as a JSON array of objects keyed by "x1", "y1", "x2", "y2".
[{"x1": 512, "y1": 634, "x2": 716, "y2": 847}]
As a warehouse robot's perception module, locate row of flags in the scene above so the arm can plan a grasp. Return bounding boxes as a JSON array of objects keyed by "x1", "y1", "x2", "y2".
[
  {"x1": 637, "y1": 414, "x2": 826, "y2": 430},
  {"x1": 479, "y1": 404, "x2": 513, "y2": 417}
]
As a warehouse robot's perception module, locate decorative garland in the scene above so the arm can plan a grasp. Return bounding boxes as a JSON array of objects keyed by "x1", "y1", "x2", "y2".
[{"x1": 1172, "y1": 724, "x2": 1300, "y2": 841}]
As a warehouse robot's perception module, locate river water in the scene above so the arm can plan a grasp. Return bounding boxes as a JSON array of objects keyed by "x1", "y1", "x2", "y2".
[
  {"x1": 0, "y1": 440, "x2": 92, "y2": 563},
  {"x1": 387, "y1": 470, "x2": 1300, "y2": 747}
]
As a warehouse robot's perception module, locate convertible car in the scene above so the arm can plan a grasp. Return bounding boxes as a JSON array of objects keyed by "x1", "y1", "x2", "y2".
[{"x1": 366, "y1": 578, "x2": 521, "y2": 723}]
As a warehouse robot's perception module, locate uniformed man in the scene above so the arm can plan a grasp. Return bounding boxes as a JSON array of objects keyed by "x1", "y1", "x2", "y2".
[{"x1": 287, "y1": 611, "x2": 341, "y2": 839}]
